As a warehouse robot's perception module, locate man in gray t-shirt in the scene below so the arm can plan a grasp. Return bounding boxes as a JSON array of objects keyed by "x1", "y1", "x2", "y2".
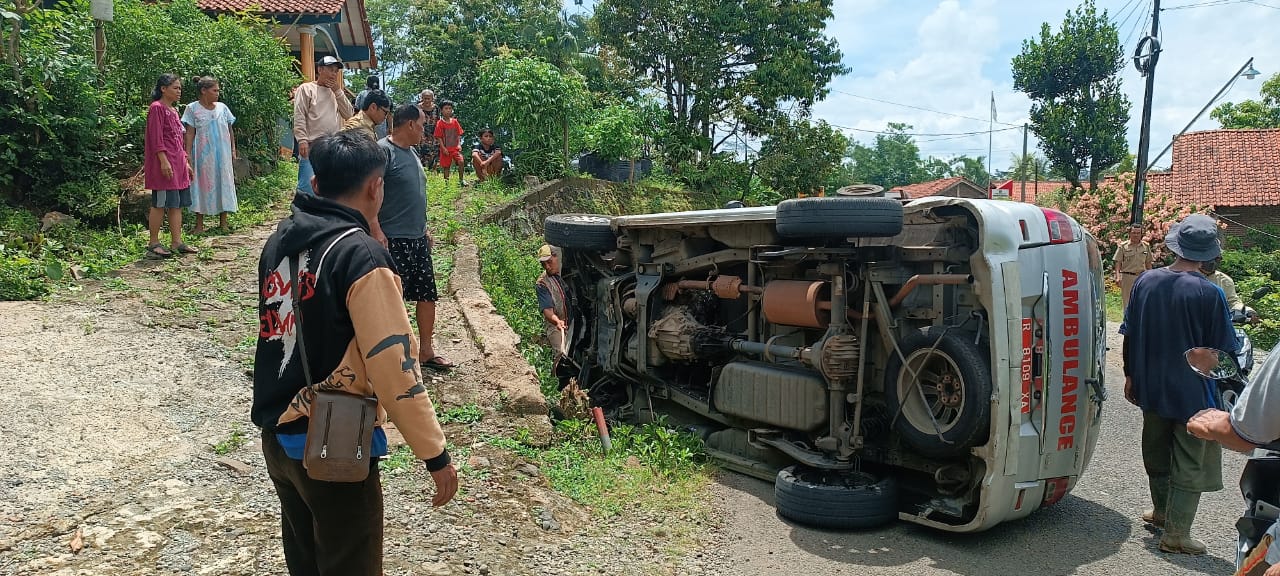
[
  {"x1": 1189, "y1": 349, "x2": 1280, "y2": 451},
  {"x1": 373, "y1": 104, "x2": 454, "y2": 371}
]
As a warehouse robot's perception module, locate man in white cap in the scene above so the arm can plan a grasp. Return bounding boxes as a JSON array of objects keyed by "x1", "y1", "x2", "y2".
[
  {"x1": 1120, "y1": 213, "x2": 1239, "y2": 555},
  {"x1": 293, "y1": 55, "x2": 354, "y2": 196},
  {"x1": 535, "y1": 244, "x2": 574, "y2": 389}
]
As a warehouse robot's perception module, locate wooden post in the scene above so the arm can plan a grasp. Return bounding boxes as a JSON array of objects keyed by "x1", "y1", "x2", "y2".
[{"x1": 299, "y1": 25, "x2": 315, "y2": 82}]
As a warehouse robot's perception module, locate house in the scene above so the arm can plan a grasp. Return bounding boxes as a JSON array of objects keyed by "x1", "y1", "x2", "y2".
[
  {"x1": 987, "y1": 179, "x2": 1074, "y2": 205},
  {"x1": 196, "y1": 0, "x2": 376, "y2": 82},
  {"x1": 1146, "y1": 129, "x2": 1280, "y2": 240},
  {"x1": 889, "y1": 177, "x2": 988, "y2": 200}
]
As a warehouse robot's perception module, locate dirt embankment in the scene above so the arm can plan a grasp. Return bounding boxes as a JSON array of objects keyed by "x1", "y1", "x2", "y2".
[{"x1": 0, "y1": 201, "x2": 717, "y2": 575}]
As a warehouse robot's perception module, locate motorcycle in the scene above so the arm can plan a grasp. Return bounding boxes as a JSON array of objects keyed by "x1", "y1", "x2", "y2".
[
  {"x1": 1185, "y1": 347, "x2": 1280, "y2": 575},
  {"x1": 1218, "y1": 285, "x2": 1271, "y2": 410}
]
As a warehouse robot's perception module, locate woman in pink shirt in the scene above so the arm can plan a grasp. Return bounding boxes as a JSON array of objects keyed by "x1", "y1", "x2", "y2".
[{"x1": 144, "y1": 73, "x2": 195, "y2": 258}]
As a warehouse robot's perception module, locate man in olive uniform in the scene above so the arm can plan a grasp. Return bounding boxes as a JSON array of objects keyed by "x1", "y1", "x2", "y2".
[
  {"x1": 535, "y1": 244, "x2": 575, "y2": 389},
  {"x1": 1114, "y1": 223, "x2": 1152, "y2": 310}
]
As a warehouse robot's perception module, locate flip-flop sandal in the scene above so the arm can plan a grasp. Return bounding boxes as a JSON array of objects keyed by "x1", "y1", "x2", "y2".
[
  {"x1": 421, "y1": 356, "x2": 456, "y2": 371},
  {"x1": 172, "y1": 243, "x2": 199, "y2": 255},
  {"x1": 146, "y1": 244, "x2": 172, "y2": 259}
]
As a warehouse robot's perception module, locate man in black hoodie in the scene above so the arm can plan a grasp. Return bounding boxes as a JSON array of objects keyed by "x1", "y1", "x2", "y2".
[{"x1": 254, "y1": 130, "x2": 457, "y2": 576}]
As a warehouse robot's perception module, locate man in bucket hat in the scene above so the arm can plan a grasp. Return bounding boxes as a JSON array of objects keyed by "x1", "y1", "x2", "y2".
[{"x1": 1120, "y1": 213, "x2": 1239, "y2": 555}]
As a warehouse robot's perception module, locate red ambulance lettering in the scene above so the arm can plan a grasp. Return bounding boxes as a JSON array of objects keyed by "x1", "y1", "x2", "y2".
[{"x1": 1058, "y1": 269, "x2": 1080, "y2": 450}]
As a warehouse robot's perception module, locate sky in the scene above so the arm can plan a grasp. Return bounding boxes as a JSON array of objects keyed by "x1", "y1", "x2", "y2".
[{"x1": 807, "y1": 0, "x2": 1280, "y2": 175}]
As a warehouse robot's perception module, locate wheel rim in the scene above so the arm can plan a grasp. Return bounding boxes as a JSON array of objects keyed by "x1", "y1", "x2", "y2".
[
  {"x1": 897, "y1": 348, "x2": 965, "y2": 435},
  {"x1": 562, "y1": 214, "x2": 610, "y2": 225},
  {"x1": 792, "y1": 468, "x2": 878, "y2": 489}
]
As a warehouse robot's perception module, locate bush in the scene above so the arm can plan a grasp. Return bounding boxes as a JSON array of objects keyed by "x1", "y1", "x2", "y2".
[
  {"x1": 583, "y1": 104, "x2": 643, "y2": 162},
  {"x1": 105, "y1": 0, "x2": 295, "y2": 166},
  {"x1": 474, "y1": 55, "x2": 590, "y2": 180},
  {"x1": 1, "y1": 0, "x2": 295, "y2": 219},
  {"x1": 1222, "y1": 249, "x2": 1280, "y2": 282},
  {"x1": 0, "y1": 2, "x2": 129, "y2": 217},
  {"x1": 1236, "y1": 273, "x2": 1280, "y2": 350},
  {"x1": 675, "y1": 154, "x2": 780, "y2": 209},
  {"x1": 1055, "y1": 173, "x2": 1203, "y2": 268}
]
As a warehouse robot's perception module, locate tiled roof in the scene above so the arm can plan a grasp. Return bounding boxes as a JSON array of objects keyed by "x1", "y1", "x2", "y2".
[
  {"x1": 1151, "y1": 129, "x2": 1280, "y2": 208},
  {"x1": 890, "y1": 177, "x2": 986, "y2": 199},
  {"x1": 197, "y1": 0, "x2": 343, "y2": 15}
]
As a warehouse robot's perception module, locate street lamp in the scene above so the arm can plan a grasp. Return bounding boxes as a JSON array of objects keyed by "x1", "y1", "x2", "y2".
[{"x1": 1146, "y1": 57, "x2": 1261, "y2": 171}]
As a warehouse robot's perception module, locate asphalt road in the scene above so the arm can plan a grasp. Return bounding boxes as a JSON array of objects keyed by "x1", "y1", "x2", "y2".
[{"x1": 705, "y1": 325, "x2": 1254, "y2": 576}]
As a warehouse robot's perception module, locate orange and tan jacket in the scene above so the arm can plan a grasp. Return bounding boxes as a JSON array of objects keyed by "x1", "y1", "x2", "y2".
[{"x1": 253, "y1": 194, "x2": 449, "y2": 470}]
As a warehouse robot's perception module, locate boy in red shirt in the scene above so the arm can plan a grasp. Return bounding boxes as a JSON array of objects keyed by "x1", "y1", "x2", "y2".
[{"x1": 433, "y1": 101, "x2": 465, "y2": 186}]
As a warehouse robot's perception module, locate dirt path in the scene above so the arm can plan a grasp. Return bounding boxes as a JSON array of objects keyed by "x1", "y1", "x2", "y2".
[{"x1": 0, "y1": 213, "x2": 713, "y2": 575}]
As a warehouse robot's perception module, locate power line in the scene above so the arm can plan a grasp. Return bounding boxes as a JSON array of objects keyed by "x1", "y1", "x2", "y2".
[
  {"x1": 1115, "y1": 0, "x2": 1144, "y2": 31},
  {"x1": 829, "y1": 89, "x2": 1023, "y2": 128},
  {"x1": 1112, "y1": 0, "x2": 1139, "y2": 22},
  {"x1": 1123, "y1": 0, "x2": 1152, "y2": 49},
  {"x1": 1214, "y1": 213, "x2": 1280, "y2": 240},
  {"x1": 1163, "y1": 0, "x2": 1250, "y2": 9},
  {"x1": 829, "y1": 124, "x2": 1024, "y2": 138}
]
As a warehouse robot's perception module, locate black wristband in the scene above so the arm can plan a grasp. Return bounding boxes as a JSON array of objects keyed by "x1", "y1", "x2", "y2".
[{"x1": 423, "y1": 448, "x2": 451, "y2": 472}]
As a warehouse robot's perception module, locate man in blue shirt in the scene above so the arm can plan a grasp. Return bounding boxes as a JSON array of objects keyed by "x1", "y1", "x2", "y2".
[{"x1": 1121, "y1": 213, "x2": 1238, "y2": 555}]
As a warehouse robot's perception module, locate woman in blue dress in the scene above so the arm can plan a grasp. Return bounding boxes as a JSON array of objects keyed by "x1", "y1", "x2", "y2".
[{"x1": 182, "y1": 76, "x2": 238, "y2": 233}]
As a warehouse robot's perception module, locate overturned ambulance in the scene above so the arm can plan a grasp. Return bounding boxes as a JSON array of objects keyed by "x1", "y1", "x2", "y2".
[{"x1": 545, "y1": 194, "x2": 1106, "y2": 532}]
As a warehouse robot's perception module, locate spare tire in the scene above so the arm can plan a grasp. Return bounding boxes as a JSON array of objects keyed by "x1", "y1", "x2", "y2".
[
  {"x1": 884, "y1": 326, "x2": 992, "y2": 459},
  {"x1": 774, "y1": 466, "x2": 898, "y2": 529},
  {"x1": 775, "y1": 197, "x2": 903, "y2": 239},
  {"x1": 544, "y1": 214, "x2": 616, "y2": 251}
]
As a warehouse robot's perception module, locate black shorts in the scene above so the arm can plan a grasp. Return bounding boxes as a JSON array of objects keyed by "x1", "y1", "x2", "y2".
[{"x1": 387, "y1": 236, "x2": 438, "y2": 303}]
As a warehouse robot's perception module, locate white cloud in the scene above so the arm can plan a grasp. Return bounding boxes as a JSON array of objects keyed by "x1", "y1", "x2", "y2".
[{"x1": 810, "y1": 0, "x2": 1280, "y2": 174}]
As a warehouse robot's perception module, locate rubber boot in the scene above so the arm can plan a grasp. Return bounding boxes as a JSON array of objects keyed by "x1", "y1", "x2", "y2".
[
  {"x1": 1142, "y1": 475, "x2": 1169, "y2": 528},
  {"x1": 1159, "y1": 489, "x2": 1207, "y2": 555}
]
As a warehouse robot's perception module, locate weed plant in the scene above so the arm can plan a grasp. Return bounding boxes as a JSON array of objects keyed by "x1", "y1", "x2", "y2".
[
  {"x1": 488, "y1": 417, "x2": 710, "y2": 517},
  {"x1": 0, "y1": 163, "x2": 295, "y2": 301}
]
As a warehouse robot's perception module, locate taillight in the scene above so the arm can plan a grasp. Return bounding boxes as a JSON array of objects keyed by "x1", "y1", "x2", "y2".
[
  {"x1": 1041, "y1": 208, "x2": 1077, "y2": 244},
  {"x1": 1042, "y1": 476, "x2": 1071, "y2": 506}
]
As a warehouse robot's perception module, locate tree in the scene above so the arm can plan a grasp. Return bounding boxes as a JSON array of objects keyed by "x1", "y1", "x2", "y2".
[
  {"x1": 367, "y1": 0, "x2": 562, "y2": 105},
  {"x1": 849, "y1": 123, "x2": 926, "y2": 189},
  {"x1": 595, "y1": 0, "x2": 845, "y2": 162},
  {"x1": 1011, "y1": 0, "x2": 1130, "y2": 191},
  {"x1": 949, "y1": 155, "x2": 990, "y2": 186},
  {"x1": 473, "y1": 54, "x2": 590, "y2": 179},
  {"x1": 1009, "y1": 153, "x2": 1052, "y2": 181},
  {"x1": 1211, "y1": 72, "x2": 1280, "y2": 129},
  {"x1": 1102, "y1": 151, "x2": 1136, "y2": 176},
  {"x1": 755, "y1": 117, "x2": 847, "y2": 197}
]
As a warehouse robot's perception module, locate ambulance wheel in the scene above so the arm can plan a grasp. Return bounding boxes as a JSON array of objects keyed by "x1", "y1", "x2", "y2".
[
  {"x1": 774, "y1": 466, "x2": 898, "y2": 529},
  {"x1": 885, "y1": 326, "x2": 993, "y2": 459}
]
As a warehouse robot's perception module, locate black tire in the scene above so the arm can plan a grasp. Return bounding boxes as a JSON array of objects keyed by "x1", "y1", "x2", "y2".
[
  {"x1": 775, "y1": 197, "x2": 903, "y2": 239},
  {"x1": 884, "y1": 326, "x2": 993, "y2": 459},
  {"x1": 544, "y1": 214, "x2": 616, "y2": 251},
  {"x1": 774, "y1": 466, "x2": 898, "y2": 529}
]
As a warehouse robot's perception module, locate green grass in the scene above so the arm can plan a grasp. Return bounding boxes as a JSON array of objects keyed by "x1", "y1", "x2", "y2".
[
  {"x1": 380, "y1": 445, "x2": 418, "y2": 474},
  {"x1": 1105, "y1": 287, "x2": 1124, "y2": 323},
  {"x1": 437, "y1": 403, "x2": 484, "y2": 425},
  {"x1": 486, "y1": 418, "x2": 711, "y2": 518},
  {"x1": 0, "y1": 162, "x2": 297, "y2": 301},
  {"x1": 212, "y1": 423, "x2": 248, "y2": 455}
]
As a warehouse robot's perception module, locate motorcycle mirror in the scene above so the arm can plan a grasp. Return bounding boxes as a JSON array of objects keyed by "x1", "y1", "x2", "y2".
[
  {"x1": 1252, "y1": 285, "x2": 1274, "y2": 300},
  {"x1": 1184, "y1": 347, "x2": 1240, "y2": 380}
]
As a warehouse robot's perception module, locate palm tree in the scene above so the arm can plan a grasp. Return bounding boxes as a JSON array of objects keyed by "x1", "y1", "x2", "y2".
[{"x1": 1009, "y1": 153, "x2": 1051, "y2": 182}]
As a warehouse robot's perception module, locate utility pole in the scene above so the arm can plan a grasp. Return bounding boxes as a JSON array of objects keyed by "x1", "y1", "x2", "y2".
[
  {"x1": 988, "y1": 92, "x2": 995, "y2": 193},
  {"x1": 1130, "y1": 0, "x2": 1161, "y2": 226},
  {"x1": 1020, "y1": 124, "x2": 1028, "y2": 203}
]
